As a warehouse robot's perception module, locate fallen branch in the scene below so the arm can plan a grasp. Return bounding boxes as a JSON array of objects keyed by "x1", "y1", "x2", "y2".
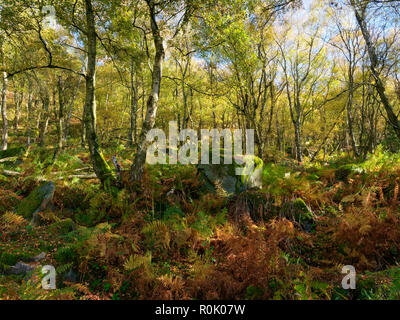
[
  {"x1": 0, "y1": 157, "x2": 18, "y2": 163},
  {"x1": 56, "y1": 174, "x2": 98, "y2": 180},
  {"x1": 51, "y1": 167, "x2": 93, "y2": 175},
  {"x1": 2, "y1": 170, "x2": 22, "y2": 176}
]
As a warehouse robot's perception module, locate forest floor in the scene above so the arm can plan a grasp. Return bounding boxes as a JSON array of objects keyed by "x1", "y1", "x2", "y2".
[{"x1": 1, "y1": 138, "x2": 400, "y2": 300}]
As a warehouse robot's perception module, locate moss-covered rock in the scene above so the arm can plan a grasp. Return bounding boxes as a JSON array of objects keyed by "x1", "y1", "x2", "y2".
[
  {"x1": 292, "y1": 198, "x2": 314, "y2": 221},
  {"x1": 16, "y1": 182, "x2": 55, "y2": 224},
  {"x1": 238, "y1": 155, "x2": 264, "y2": 190},
  {"x1": 281, "y1": 198, "x2": 315, "y2": 231}
]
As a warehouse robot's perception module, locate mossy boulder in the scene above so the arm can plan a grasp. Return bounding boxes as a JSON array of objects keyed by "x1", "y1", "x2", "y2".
[
  {"x1": 281, "y1": 198, "x2": 315, "y2": 231},
  {"x1": 0, "y1": 146, "x2": 25, "y2": 160},
  {"x1": 197, "y1": 152, "x2": 264, "y2": 196},
  {"x1": 238, "y1": 155, "x2": 264, "y2": 190},
  {"x1": 16, "y1": 182, "x2": 55, "y2": 225}
]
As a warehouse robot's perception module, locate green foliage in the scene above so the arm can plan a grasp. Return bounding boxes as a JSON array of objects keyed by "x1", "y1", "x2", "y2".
[
  {"x1": 381, "y1": 127, "x2": 400, "y2": 153},
  {"x1": 190, "y1": 211, "x2": 214, "y2": 237},
  {"x1": 291, "y1": 198, "x2": 314, "y2": 224},
  {"x1": 261, "y1": 163, "x2": 310, "y2": 196},
  {"x1": 162, "y1": 206, "x2": 185, "y2": 221},
  {"x1": 73, "y1": 188, "x2": 128, "y2": 227},
  {"x1": 357, "y1": 267, "x2": 400, "y2": 300},
  {"x1": 55, "y1": 246, "x2": 77, "y2": 265},
  {"x1": 246, "y1": 285, "x2": 264, "y2": 300},
  {"x1": 0, "y1": 146, "x2": 26, "y2": 159},
  {"x1": 48, "y1": 218, "x2": 76, "y2": 235}
]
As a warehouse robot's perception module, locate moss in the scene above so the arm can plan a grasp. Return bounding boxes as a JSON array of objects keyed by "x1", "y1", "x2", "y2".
[
  {"x1": 0, "y1": 252, "x2": 31, "y2": 266},
  {"x1": 0, "y1": 252, "x2": 20, "y2": 266},
  {"x1": 16, "y1": 182, "x2": 55, "y2": 220},
  {"x1": 48, "y1": 218, "x2": 76, "y2": 235},
  {"x1": 335, "y1": 164, "x2": 354, "y2": 182},
  {"x1": 0, "y1": 147, "x2": 25, "y2": 159},
  {"x1": 292, "y1": 198, "x2": 314, "y2": 222},
  {"x1": 92, "y1": 149, "x2": 118, "y2": 193},
  {"x1": 93, "y1": 222, "x2": 112, "y2": 234},
  {"x1": 239, "y1": 155, "x2": 264, "y2": 191}
]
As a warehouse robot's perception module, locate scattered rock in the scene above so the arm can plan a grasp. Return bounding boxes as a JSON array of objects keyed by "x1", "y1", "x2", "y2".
[
  {"x1": 33, "y1": 252, "x2": 46, "y2": 262},
  {"x1": 6, "y1": 262, "x2": 35, "y2": 275},
  {"x1": 23, "y1": 252, "x2": 47, "y2": 263},
  {"x1": 63, "y1": 269, "x2": 78, "y2": 283},
  {"x1": 16, "y1": 181, "x2": 55, "y2": 226}
]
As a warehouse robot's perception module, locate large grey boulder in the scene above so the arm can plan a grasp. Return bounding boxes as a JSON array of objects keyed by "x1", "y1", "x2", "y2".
[{"x1": 197, "y1": 155, "x2": 264, "y2": 196}]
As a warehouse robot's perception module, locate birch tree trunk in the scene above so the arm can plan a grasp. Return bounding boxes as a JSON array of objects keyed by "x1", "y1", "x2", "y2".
[
  {"x1": 131, "y1": 0, "x2": 165, "y2": 182},
  {"x1": 26, "y1": 84, "x2": 33, "y2": 146},
  {"x1": 352, "y1": 0, "x2": 400, "y2": 139},
  {"x1": 14, "y1": 90, "x2": 23, "y2": 134},
  {"x1": 347, "y1": 67, "x2": 359, "y2": 157},
  {"x1": 55, "y1": 76, "x2": 65, "y2": 155},
  {"x1": 1, "y1": 70, "x2": 8, "y2": 151},
  {"x1": 128, "y1": 58, "x2": 138, "y2": 148}
]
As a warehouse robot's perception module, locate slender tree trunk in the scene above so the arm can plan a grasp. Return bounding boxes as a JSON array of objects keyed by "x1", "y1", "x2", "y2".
[
  {"x1": 131, "y1": 0, "x2": 164, "y2": 182},
  {"x1": 267, "y1": 81, "x2": 275, "y2": 138},
  {"x1": 182, "y1": 79, "x2": 188, "y2": 129},
  {"x1": 84, "y1": 0, "x2": 116, "y2": 188},
  {"x1": 276, "y1": 107, "x2": 282, "y2": 152},
  {"x1": 35, "y1": 100, "x2": 41, "y2": 140},
  {"x1": 1, "y1": 71, "x2": 8, "y2": 151},
  {"x1": 14, "y1": 90, "x2": 23, "y2": 134},
  {"x1": 26, "y1": 87, "x2": 33, "y2": 146},
  {"x1": 128, "y1": 58, "x2": 138, "y2": 148},
  {"x1": 346, "y1": 69, "x2": 359, "y2": 157},
  {"x1": 294, "y1": 119, "x2": 302, "y2": 162},
  {"x1": 54, "y1": 76, "x2": 65, "y2": 160},
  {"x1": 352, "y1": 1, "x2": 400, "y2": 138},
  {"x1": 81, "y1": 122, "x2": 86, "y2": 147},
  {"x1": 38, "y1": 87, "x2": 49, "y2": 147},
  {"x1": 180, "y1": 60, "x2": 190, "y2": 130},
  {"x1": 65, "y1": 76, "x2": 82, "y2": 142},
  {"x1": 294, "y1": 93, "x2": 303, "y2": 163}
]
